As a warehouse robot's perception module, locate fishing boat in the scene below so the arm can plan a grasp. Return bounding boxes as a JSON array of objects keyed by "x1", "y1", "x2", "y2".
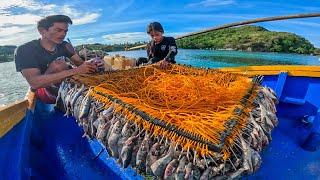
[{"x1": 0, "y1": 65, "x2": 319, "y2": 179}]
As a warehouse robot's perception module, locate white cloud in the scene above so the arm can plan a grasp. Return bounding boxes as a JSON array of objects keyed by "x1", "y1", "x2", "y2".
[
  {"x1": 0, "y1": 2, "x2": 101, "y2": 26},
  {"x1": 0, "y1": 0, "x2": 56, "y2": 11},
  {"x1": 0, "y1": 0, "x2": 40, "y2": 10},
  {"x1": 0, "y1": 13, "x2": 41, "y2": 26},
  {"x1": 42, "y1": 4, "x2": 57, "y2": 11},
  {"x1": 0, "y1": 26, "x2": 30, "y2": 37},
  {"x1": 0, "y1": 26, "x2": 37, "y2": 45},
  {"x1": 86, "y1": 38, "x2": 95, "y2": 43},
  {"x1": 73, "y1": 13, "x2": 101, "y2": 25},
  {"x1": 102, "y1": 32, "x2": 148, "y2": 44},
  {"x1": 187, "y1": 0, "x2": 235, "y2": 7},
  {"x1": 0, "y1": 1, "x2": 101, "y2": 45}
]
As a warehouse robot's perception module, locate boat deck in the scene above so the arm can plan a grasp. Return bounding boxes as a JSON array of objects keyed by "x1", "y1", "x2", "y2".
[{"x1": 18, "y1": 101, "x2": 320, "y2": 179}]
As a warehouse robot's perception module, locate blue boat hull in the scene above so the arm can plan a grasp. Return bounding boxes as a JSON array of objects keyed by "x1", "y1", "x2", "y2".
[{"x1": 1, "y1": 74, "x2": 320, "y2": 179}]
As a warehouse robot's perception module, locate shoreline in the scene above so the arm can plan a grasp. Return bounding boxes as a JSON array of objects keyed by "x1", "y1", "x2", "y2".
[{"x1": 1, "y1": 49, "x2": 319, "y2": 64}]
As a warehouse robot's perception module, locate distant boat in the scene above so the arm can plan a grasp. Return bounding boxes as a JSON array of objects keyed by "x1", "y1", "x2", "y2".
[{"x1": 0, "y1": 65, "x2": 319, "y2": 179}]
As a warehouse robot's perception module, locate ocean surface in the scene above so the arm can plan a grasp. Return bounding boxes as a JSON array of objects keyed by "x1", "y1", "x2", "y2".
[{"x1": 1, "y1": 49, "x2": 319, "y2": 105}]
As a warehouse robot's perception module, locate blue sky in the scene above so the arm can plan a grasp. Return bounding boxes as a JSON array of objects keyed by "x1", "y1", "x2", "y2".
[{"x1": 1, "y1": 0, "x2": 320, "y2": 47}]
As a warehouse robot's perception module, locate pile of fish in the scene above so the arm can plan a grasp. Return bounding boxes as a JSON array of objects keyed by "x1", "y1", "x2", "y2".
[{"x1": 56, "y1": 79, "x2": 278, "y2": 179}]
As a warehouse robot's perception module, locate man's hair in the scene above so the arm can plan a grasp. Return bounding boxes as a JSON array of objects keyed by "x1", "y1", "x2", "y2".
[
  {"x1": 37, "y1": 15, "x2": 73, "y2": 29},
  {"x1": 147, "y1": 22, "x2": 164, "y2": 34}
]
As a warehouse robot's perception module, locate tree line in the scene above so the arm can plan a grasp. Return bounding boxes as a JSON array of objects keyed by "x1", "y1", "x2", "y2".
[
  {"x1": 1, "y1": 26, "x2": 319, "y2": 63},
  {"x1": 176, "y1": 25, "x2": 318, "y2": 54}
]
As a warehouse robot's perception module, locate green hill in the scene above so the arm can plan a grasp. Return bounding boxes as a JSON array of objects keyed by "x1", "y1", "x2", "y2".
[{"x1": 176, "y1": 25, "x2": 317, "y2": 54}]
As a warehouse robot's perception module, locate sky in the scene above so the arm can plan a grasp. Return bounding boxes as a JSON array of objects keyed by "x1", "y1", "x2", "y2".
[{"x1": 0, "y1": 0, "x2": 320, "y2": 47}]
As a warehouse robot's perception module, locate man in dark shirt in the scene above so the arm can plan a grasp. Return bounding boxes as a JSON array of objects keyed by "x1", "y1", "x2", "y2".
[
  {"x1": 137, "y1": 22, "x2": 178, "y2": 68},
  {"x1": 14, "y1": 15, "x2": 102, "y2": 103}
]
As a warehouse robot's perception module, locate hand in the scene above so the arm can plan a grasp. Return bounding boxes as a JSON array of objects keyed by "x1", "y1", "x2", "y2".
[
  {"x1": 89, "y1": 57, "x2": 105, "y2": 68},
  {"x1": 76, "y1": 61, "x2": 97, "y2": 74},
  {"x1": 158, "y1": 60, "x2": 170, "y2": 69}
]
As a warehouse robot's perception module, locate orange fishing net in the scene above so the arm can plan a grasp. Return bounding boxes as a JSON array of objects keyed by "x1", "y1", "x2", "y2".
[{"x1": 71, "y1": 64, "x2": 258, "y2": 158}]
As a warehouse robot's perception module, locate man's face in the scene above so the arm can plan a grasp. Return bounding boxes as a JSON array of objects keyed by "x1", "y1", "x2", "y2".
[
  {"x1": 40, "y1": 22, "x2": 68, "y2": 44},
  {"x1": 149, "y1": 31, "x2": 163, "y2": 43}
]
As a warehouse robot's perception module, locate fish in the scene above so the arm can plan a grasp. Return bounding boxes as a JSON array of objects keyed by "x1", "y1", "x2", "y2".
[
  {"x1": 151, "y1": 143, "x2": 175, "y2": 177},
  {"x1": 261, "y1": 86, "x2": 278, "y2": 103},
  {"x1": 174, "y1": 156, "x2": 187, "y2": 180},
  {"x1": 56, "y1": 81, "x2": 71, "y2": 110},
  {"x1": 79, "y1": 91, "x2": 92, "y2": 119},
  {"x1": 107, "y1": 120, "x2": 122, "y2": 158},
  {"x1": 240, "y1": 136, "x2": 253, "y2": 173},
  {"x1": 136, "y1": 133, "x2": 150, "y2": 173},
  {"x1": 70, "y1": 84, "x2": 86, "y2": 111},
  {"x1": 96, "y1": 121, "x2": 111, "y2": 142},
  {"x1": 121, "y1": 135, "x2": 138, "y2": 168},
  {"x1": 191, "y1": 166, "x2": 201, "y2": 180},
  {"x1": 251, "y1": 149, "x2": 261, "y2": 172},
  {"x1": 121, "y1": 120, "x2": 134, "y2": 138},
  {"x1": 55, "y1": 81, "x2": 66, "y2": 107},
  {"x1": 64, "y1": 86, "x2": 77, "y2": 116},
  {"x1": 146, "y1": 142, "x2": 161, "y2": 175},
  {"x1": 105, "y1": 115, "x2": 119, "y2": 144},
  {"x1": 93, "y1": 114, "x2": 104, "y2": 129},
  {"x1": 129, "y1": 140, "x2": 140, "y2": 168},
  {"x1": 184, "y1": 162, "x2": 193, "y2": 180},
  {"x1": 73, "y1": 94, "x2": 84, "y2": 123},
  {"x1": 89, "y1": 106, "x2": 98, "y2": 137},
  {"x1": 200, "y1": 167, "x2": 211, "y2": 180},
  {"x1": 212, "y1": 163, "x2": 224, "y2": 176},
  {"x1": 102, "y1": 102, "x2": 115, "y2": 117},
  {"x1": 163, "y1": 159, "x2": 178, "y2": 180}
]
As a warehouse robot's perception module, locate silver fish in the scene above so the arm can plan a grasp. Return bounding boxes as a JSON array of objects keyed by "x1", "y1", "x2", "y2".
[
  {"x1": 70, "y1": 84, "x2": 86, "y2": 111},
  {"x1": 163, "y1": 159, "x2": 178, "y2": 180},
  {"x1": 102, "y1": 102, "x2": 115, "y2": 118},
  {"x1": 174, "y1": 156, "x2": 186, "y2": 180},
  {"x1": 251, "y1": 149, "x2": 261, "y2": 172},
  {"x1": 79, "y1": 92, "x2": 92, "y2": 119},
  {"x1": 55, "y1": 81, "x2": 66, "y2": 107},
  {"x1": 96, "y1": 121, "x2": 111, "y2": 141},
  {"x1": 146, "y1": 142, "x2": 161, "y2": 175},
  {"x1": 240, "y1": 137, "x2": 253, "y2": 173},
  {"x1": 191, "y1": 166, "x2": 201, "y2": 180},
  {"x1": 64, "y1": 86, "x2": 77, "y2": 116},
  {"x1": 73, "y1": 94, "x2": 84, "y2": 122},
  {"x1": 199, "y1": 167, "x2": 211, "y2": 180},
  {"x1": 151, "y1": 143, "x2": 175, "y2": 177},
  {"x1": 136, "y1": 133, "x2": 151, "y2": 173},
  {"x1": 121, "y1": 135, "x2": 138, "y2": 168},
  {"x1": 107, "y1": 120, "x2": 122, "y2": 158},
  {"x1": 184, "y1": 162, "x2": 193, "y2": 180}
]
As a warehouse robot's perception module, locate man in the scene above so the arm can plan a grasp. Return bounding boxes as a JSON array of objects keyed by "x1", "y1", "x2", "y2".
[
  {"x1": 136, "y1": 22, "x2": 178, "y2": 69},
  {"x1": 14, "y1": 15, "x2": 103, "y2": 104}
]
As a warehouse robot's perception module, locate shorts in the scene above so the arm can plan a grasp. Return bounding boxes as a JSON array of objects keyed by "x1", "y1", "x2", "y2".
[{"x1": 35, "y1": 86, "x2": 59, "y2": 104}]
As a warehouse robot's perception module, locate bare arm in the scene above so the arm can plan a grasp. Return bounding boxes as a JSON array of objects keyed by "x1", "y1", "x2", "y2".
[
  {"x1": 21, "y1": 68, "x2": 78, "y2": 89},
  {"x1": 70, "y1": 53, "x2": 84, "y2": 66},
  {"x1": 21, "y1": 61, "x2": 97, "y2": 89},
  {"x1": 65, "y1": 43, "x2": 84, "y2": 66}
]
